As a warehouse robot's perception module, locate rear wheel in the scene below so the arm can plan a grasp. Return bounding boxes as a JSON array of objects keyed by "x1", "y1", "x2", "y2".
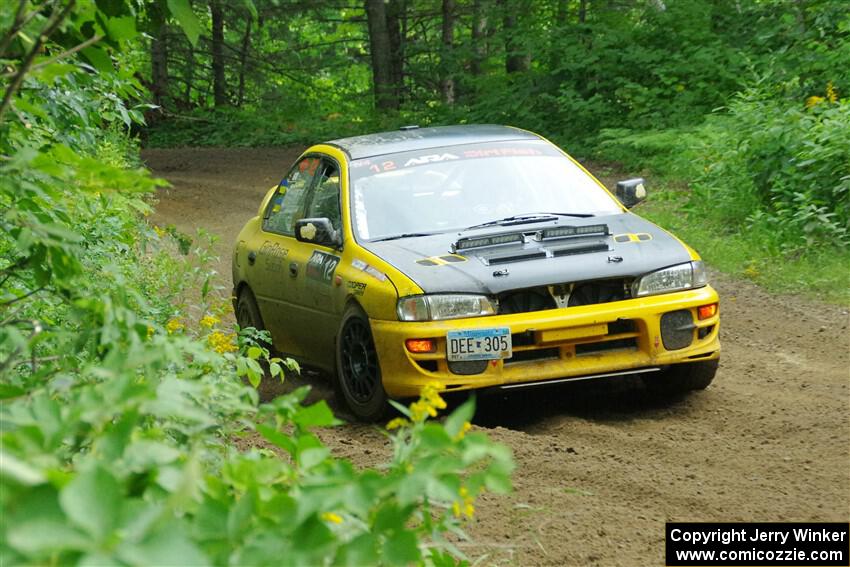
[
  {"x1": 335, "y1": 305, "x2": 387, "y2": 421},
  {"x1": 643, "y1": 359, "x2": 719, "y2": 394}
]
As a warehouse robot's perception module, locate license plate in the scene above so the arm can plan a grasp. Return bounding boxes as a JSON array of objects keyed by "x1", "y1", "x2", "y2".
[{"x1": 447, "y1": 328, "x2": 512, "y2": 362}]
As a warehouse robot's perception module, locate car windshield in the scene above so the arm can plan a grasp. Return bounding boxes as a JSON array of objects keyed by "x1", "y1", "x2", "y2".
[{"x1": 348, "y1": 140, "x2": 622, "y2": 241}]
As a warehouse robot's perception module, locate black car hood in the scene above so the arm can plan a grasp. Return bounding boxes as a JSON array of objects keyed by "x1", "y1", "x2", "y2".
[{"x1": 361, "y1": 213, "x2": 693, "y2": 294}]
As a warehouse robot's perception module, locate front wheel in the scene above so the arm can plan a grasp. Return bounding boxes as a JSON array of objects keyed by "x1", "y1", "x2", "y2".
[
  {"x1": 643, "y1": 359, "x2": 719, "y2": 394},
  {"x1": 335, "y1": 305, "x2": 387, "y2": 421}
]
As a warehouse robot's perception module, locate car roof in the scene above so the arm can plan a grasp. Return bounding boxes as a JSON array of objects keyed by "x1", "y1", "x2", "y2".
[{"x1": 324, "y1": 124, "x2": 541, "y2": 160}]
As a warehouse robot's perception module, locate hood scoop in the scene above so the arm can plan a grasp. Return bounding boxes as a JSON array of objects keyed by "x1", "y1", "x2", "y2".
[
  {"x1": 548, "y1": 239, "x2": 610, "y2": 257},
  {"x1": 483, "y1": 249, "x2": 548, "y2": 265},
  {"x1": 477, "y1": 238, "x2": 610, "y2": 266}
]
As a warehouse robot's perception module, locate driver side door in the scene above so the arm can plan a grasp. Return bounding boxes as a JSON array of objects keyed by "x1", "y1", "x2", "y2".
[
  {"x1": 291, "y1": 158, "x2": 345, "y2": 366},
  {"x1": 250, "y1": 156, "x2": 321, "y2": 358}
]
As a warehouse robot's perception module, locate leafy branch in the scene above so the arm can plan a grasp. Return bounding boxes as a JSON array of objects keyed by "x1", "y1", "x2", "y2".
[{"x1": 0, "y1": 0, "x2": 77, "y2": 123}]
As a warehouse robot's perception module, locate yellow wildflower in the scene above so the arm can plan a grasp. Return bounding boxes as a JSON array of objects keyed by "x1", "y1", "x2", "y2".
[
  {"x1": 422, "y1": 382, "x2": 447, "y2": 410},
  {"x1": 454, "y1": 421, "x2": 472, "y2": 441},
  {"x1": 386, "y1": 417, "x2": 409, "y2": 430},
  {"x1": 208, "y1": 330, "x2": 238, "y2": 353},
  {"x1": 407, "y1": 381, "x2": 447, "y2": 421},
  {"x1": 153, "y1": 225, "x2": 166, "y2": 237},
  {"x1": 321, "y1": 512, "x2": 343, "y2": 524},
  {"x1": 806, "y1": 95, "x2": 824, "y2": 109},
  {"x1": 826, "y1": 82, "x2": 838, "y2": 103},
  {"x1": 166, "y1": 318, "x2": 183, "y2": 334},
  {"x1": 200, "y1": 314, "x2": 220, "y2": 328},
  {"x1": 452, "y1": 486, "x2": 475, "y2": 519},
  {"x1": 410, "y1": 400, "x2": 436, "y2": 422}
]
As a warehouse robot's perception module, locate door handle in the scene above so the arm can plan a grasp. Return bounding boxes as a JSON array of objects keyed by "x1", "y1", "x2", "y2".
[
  {"x1": 247, "y1": 251, "x2": 257, "y2": 265},
  {"x1": 289, "y1": 262, "x2": 298, "y2": 277}
]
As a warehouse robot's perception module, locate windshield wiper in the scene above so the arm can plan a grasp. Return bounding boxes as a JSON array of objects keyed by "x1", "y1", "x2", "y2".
[
  {"x1": 465, "y1": 212, "x2": 594, "y2": 231},
  {"x1": 369, "y1": 232, "x2": 437, "y2": 242}
]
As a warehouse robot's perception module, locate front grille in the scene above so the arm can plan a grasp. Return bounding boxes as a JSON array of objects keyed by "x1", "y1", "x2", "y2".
[
  {"x1": 576, "y1": 338, "x2": 637, "y2": 355},
  {"x1": 497, "y1": 278, "x2": 633, "y2": 314},
  {"x1": 506, "y1": 348, "x2": 560, "y2": 365},
  {"x1": 511, "y1": 330, "x2": 536, "y2": 347},
  {"x1": 505, "y1": 318, "x2": 640, "y2": 365},
  {"x1": 608, "y1": 319, "x2": 637, "y2": 334}
]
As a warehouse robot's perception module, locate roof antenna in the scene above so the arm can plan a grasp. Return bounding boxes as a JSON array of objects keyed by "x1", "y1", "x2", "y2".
[{"x1": 398, "y1": 125, "x2": 420, "y2": 131}]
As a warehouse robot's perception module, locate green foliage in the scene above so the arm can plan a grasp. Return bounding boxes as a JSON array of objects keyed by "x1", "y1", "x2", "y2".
[
  {"x1": 2, "y1": 3, "x2": 514, "y2": 565},
  {"x1": 693, "y1": 91, "x2": 849, "y2": 248},
  {"x1": 600, "y1": 85, "x2": 850, "y2": 250}
]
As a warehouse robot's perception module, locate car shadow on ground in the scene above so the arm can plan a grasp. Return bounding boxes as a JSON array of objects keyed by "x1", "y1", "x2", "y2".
[
  {"x1": 254, "y1": 366, "x2": 702, "y2": 431},
  {"x1": 468, "y1": 375, "x2": 699, "y2": 431}
]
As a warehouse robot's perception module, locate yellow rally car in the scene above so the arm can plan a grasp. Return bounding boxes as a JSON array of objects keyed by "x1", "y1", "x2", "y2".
[{"x1": 232, "y1": 125, "x2": 720, "y2": 420}]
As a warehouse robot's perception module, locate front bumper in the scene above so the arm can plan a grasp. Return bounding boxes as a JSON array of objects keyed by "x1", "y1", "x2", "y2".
[{"x1": 371, "y1": 285, "x2": 720, "y2": 398}]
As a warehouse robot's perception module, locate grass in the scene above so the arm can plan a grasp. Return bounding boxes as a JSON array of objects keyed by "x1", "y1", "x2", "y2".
[{"x1": 636, "y1": 182, "x2": 850, "y2": 306}]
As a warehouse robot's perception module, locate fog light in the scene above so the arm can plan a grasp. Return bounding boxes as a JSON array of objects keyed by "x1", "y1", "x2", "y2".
[
  {"x1": 406, "y1": 338, "x2": 435, "y2": 353},
  {"x1": 697, "y1": 303, "x2": 718, "y2": 320},
  {"x1": 660, "y1": 309, "x2": 694, "y2": 350}
]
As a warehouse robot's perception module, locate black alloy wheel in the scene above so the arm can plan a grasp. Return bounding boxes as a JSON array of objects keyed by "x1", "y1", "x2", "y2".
[{"x1": 336, "y1": 305, "x2": 387, "y2": 421}]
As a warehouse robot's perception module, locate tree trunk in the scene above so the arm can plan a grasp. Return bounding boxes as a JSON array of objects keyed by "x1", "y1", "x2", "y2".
[
  {"x1": 237, "y1": 16, "x2": 252, "y2": 107},
  {"x1": 503, "y1": 2, "x2": 530, "y2": 74},
  {"x1": 386, "y1": 0, "x2": 405, "y2": 103},
  {"x1": 150, "y1": 1, "x2": 169, "y2": 108},
  {"x1": 471, "y1": 0, "x2": 488, "y2": 76},
  {"x1": 440, "y1": 0, "x2": 455, "y2": 104},
  {"x1": 183, "y1": 45, "x2": 194, "y2": 108},
  {"x1": 210, "y1": 0, "x2": 227, "y2": 107},
  {"x1": 578, "y1": 0, "x2": 588, "y2": 24},
  {"x1": 364, "y1": 0, "x2": 398, "y2": 110},
  {"x1": 550, "y1": 0, "x2": 568, "y2": 71}
]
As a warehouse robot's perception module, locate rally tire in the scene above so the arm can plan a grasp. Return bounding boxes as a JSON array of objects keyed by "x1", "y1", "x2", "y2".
[
  {"x1": 643, "y1": 359, "x2": 719, "y2": 394},
  {"x1": 235, "y1": 287, "x2": 266, "y2": 336},
  {"x1": 335, "y1": 304, "x2": 388, "y2": 422}
]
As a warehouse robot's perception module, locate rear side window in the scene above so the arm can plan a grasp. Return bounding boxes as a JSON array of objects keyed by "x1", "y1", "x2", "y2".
[{"x1": 263, "y1": 157, "x2": 321, "y2": 235}]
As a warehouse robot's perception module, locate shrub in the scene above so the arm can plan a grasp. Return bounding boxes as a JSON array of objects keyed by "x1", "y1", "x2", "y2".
[{"x1": 598, "y1": 83, "x2": 850, "y2": 251}]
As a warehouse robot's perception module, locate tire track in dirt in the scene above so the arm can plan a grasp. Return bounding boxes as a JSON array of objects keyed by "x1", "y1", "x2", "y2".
[{"x1": 143, "y1": 147, "x2": 850, "y2": 566}]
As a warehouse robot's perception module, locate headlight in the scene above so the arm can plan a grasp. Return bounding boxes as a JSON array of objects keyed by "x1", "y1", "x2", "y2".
[
  {"x1": 632, "y1": 261, "x2": 707, "y2": 297},
  {"x1": 397, "y1": 294, "x2": 497, "y2": 321}
]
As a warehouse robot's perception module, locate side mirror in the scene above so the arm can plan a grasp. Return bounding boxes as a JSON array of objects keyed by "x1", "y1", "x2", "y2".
[
  {"x1": 615, "y1": 178, "x2": 647, "y2": 208},
  {"x1": 295, "y1": 218, "x2": 341, "y2": 248}
]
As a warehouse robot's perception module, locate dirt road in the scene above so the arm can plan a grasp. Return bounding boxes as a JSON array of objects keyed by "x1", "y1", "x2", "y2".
[{"x1": 143, "y1": 147, "x2": 850, "y2": 566}]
